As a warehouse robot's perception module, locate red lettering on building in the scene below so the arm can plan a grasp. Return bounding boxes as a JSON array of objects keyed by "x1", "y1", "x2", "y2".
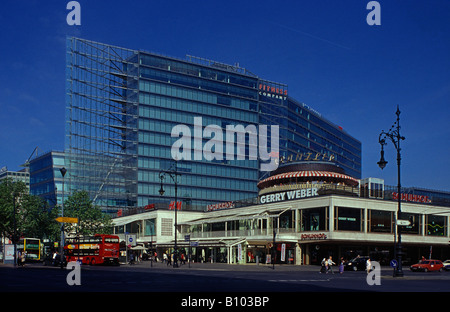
[
  {"x1": 169, "y1": 201, "x2": 182, "y2": 210},
  {"x1": 301, "y1": 233, "x2": 327, "y2": 240},
  {"x1": 258, "y1": 83, "x2": 288, "y2": 96},
  {"x1": 206, "y1": 201, "x2": 235, "y2": 211},
  {"x1": 392, "y1": 192, "x2": 431, "y2": 203}
]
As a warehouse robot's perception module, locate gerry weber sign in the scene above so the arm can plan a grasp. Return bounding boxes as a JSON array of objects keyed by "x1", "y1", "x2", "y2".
[{"x1": 259, "y1": 187, "x2": 319, "y2": 204}]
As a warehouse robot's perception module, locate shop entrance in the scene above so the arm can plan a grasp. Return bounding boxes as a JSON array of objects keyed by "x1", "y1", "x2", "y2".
[{"x1": 272, "y1": 243, "x2": 296, "y2": 264}]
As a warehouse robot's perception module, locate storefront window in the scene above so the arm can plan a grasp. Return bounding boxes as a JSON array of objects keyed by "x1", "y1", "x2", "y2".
[
  {"x1": 335, "y1": 207, "x2": 362, "y2": 231},
  {"x1": 426, "y1": 215, "x2": 447, "y2": 236},
  {"x1": 299, "y1": 207, "x2": 326, "y2": 231},
  {"x1": 369, "y1": 210, "x2": 392, "y2": 233},
  {"x1": 280, "y1": 210, "x2": 294, "y2": 230},
  {"x1": 145, "y1": 219, "x2": 156, "y2": 236},
  {"x1": 401, "y1": 213, "x2": 421, "y2": 235}
]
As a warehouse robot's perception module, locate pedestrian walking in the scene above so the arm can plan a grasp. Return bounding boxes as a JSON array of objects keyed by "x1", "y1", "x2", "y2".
[
  {"x1": 52, "y1": 251, "x2": 57, "y2": 266},
  {"x1": 366, "y1": 258, "x2": 372, "y2": 274},
  {"x1": 339, "y1": 257, "x2": 345, "y2": 274},
  {"x1": 320, "y1": 257, "x2": 327, "y2": 273},
  {"x1": 327, "y1": 256, "x2": 336, "y2": 274},
  {"x1": 21, "y1": 250, "x2": 26, "y2": 266},
  {"x1": 129, "y1": 252, "x2": 135, "y2": 265},
  {"x1": 163, "y1": 252, "x2": 168, "y2": 264},
  {"x1": 17, "y1": 251, "x2": 24, "y2": 267}
]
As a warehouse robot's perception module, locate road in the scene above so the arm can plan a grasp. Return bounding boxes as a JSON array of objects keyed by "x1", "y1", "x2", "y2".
[{"x1": 1, "y1": 261, "x2": 447, "y2": 309}]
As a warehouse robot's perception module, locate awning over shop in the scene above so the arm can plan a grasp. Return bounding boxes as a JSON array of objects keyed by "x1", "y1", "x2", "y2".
[
  {"x1": 157, "y1": 238, "x2": 247, "y2": 248},
  {"x1": 113, "y1": 213, "x2": 152, "y2": 226},
  {"x1": 258, "y1": 170, "x2": 359, "y2": 187},
  {"x1": 180, "y1": 208, "x2": 288, "y2": 226},
  {"x1": 130, "y1": 245, "x2": 146, "y2": 250}
]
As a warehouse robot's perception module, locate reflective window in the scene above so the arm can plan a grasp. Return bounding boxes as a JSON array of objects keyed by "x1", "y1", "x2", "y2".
[
  {"x1": 401, "y1": 212, "x2": 421, "y2": 235},
  {"x1": 299, "y1": 208, "x2": 327, "y2": 231},
  {"x1": 426, "y1": 215, "x2": 447, "y2": 236},
  {"x1": 369, "y1": 210, "x2": 392, "y2": 233},
  {"x1": 335, "y1": 207, "x2": 362, "y2": 231}
]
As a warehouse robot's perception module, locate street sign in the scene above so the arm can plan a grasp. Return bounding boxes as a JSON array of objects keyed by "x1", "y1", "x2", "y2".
[
  {"x1": 55, "y1": 217, "x2": 78, "y2": 223},
  {"x1": 184, "y1": 234, "x2": 190, "y2": 242},
  {"x1": 396, "y1": 219, "x2": 411, "y2": 226},
  {"x1": 390, "y1": 259, "x2": 398, "y2": 268},
  {"x1": 190, "y1": 242, "x2": 199, "y2": 247},
  {"x1": 126, "y1": 234, "x2": 137, "y2": 247}
]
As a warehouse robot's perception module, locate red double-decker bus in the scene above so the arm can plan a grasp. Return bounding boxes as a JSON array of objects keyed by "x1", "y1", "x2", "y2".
[{"x1": 64, "y1": 234, "x2": 120, "y2": 265}]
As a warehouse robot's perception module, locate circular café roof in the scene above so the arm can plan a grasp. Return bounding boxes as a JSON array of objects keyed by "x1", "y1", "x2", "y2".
[{"x1": 258, "y1": 170, "x2": 359, "y2": 188}]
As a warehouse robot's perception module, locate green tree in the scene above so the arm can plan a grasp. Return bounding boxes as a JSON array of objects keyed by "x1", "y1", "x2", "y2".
[
  {"x1": 63, "y1": 190, "x2": 113, "y2": 236},
  {"x1": 0, "y1": 178, "x2": 28, "y2": 242},
  {"x1": 0, "y1": 178, "x2": 59, "y2": 241},
  {"x1": 21, "y1": 194, "x2": 60, "y2": 241}
]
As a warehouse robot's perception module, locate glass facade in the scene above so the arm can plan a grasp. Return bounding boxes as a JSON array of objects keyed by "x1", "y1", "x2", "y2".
[
  {"x1": 28, "y1": 151, "x2": 65, "y2": 208},
  {"x1": 136, "y1": 53, "x2": 260, "y2": 210},
  {"x1": 66, "y1": 37, "x2": 362, "y2": 214},
  {"x1": 260, "y1": 89, "x2": 361, "y2": 179},
  {"x1": 65, "y1": 38, "x2": 139, "y2": 214}
]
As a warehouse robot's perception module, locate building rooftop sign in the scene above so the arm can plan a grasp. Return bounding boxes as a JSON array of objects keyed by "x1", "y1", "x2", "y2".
[
  {"x1": 259, "y1": 187, "x2": 319, "y2": 204},
  {"x1": 392, "y1": 192, "x2": 431, "y2": 204}
]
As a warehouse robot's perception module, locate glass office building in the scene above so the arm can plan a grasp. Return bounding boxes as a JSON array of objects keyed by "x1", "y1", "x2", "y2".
[
  {"x1": 0, "y1": 167, "x2": 29, "y2": 188},
  {"x1": 65, "y1": 37, "x2": 361, "y2": 214},
  {"x1": 28, "y1": 151, "x2": 66, "y2": 208}
]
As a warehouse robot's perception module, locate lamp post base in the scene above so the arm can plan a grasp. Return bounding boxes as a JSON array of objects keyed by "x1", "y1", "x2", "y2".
[{"x1": 393, "y1": 269, "x2": 404, "y2": 277}]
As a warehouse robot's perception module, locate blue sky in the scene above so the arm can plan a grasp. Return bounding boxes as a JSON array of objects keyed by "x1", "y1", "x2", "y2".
[{"x1": 0, "y1": 0, "x2": 449, "y2": 190}]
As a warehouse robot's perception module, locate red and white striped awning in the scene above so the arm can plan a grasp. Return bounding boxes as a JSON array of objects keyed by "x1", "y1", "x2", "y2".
[{"x1": 258, "y1": 171, "x2": 359, "y2": 187}]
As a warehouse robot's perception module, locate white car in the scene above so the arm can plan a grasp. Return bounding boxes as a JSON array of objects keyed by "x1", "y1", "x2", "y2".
[{"x1": 443, "y1": 260, "x2": 450, "y2": 271}]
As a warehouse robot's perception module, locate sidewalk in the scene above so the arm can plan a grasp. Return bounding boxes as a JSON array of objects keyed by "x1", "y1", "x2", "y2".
[
  {"x1": 0, "y1": 260, "x2": 397, "y2": 274},
  {"x1": 122, "y1": 260, "x2": 335, "y2": 272}
]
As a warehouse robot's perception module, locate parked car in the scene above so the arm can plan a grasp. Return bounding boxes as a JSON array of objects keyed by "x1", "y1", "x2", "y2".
[
  {"x1": 442, "y1": 260, "x2": 450, "y2": 271},
  {"x1": 410, "y1": 259, "x2": 444, "y2": 272},
  {"x1": 344, "y1": 256, "x2": 370, "y2": 271}
]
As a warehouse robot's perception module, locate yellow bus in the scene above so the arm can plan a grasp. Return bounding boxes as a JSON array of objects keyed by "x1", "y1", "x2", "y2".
[{"x1": 17, "y1": 238, "x2": 42, "y2": 261}]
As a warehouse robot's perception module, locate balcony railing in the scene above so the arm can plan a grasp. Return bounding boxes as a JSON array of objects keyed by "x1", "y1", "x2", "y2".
[
  {"x1": 186, "y1": 228, "x2": 297, "y2": 240},
  {"x1": 258, "y1": 183, "x2": 360, "y2": 197}
]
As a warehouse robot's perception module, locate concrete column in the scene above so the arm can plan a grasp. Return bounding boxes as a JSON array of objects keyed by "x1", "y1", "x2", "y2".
[
  {"x1": 295, "y1": 243, "x2": 302, "y2": 265},
  {"x1": 364, "y1": 208, "x2": 368, "y2": 233},
  {"x1": 328, "y1": 198, "x2": 334, "y2": 232}
]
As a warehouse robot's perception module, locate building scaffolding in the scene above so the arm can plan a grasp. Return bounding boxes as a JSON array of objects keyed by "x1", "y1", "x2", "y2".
[{"x1": 65, "y1": 37, "x2": 139, "y2": 213}]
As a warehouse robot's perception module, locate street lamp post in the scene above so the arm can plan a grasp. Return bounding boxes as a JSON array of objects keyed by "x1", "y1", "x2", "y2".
[
  {"x1": 59, "y1": 167, "x2": 67, "y2": 268},
  {"x1": 377, "y1": 106, "x2": 405, "y2": 277},
  {"x1": 159, "y1": 162, "x2": 181, "y2": 268},
  {"x1": 12, "y1": 190, "x2": 18, "y2": 267},
  {"x1": 272, "y1": 217, "x2": 276, "y2": 270}
]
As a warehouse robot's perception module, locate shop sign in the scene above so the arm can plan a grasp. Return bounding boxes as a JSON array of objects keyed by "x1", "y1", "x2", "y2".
[
  {"x1": 206, "y1": 201, "x2": 235, "y2": 211},
  {"x1": 301, "y1": 233, "x2": 327, "y2": 240},
  {"x1": 258, "y1": 83, "x2": 287, "y2": 100},
  {"x1": 259, "y1": 187, "x2": 319, "y2": 204},
  {"x1": 169, "y1": 201, "x2": 182, "y2": 210},
  {"x1": 392, "y1": 192, "x2": 431, "y2": 204},
  {"x1": 279, "y1": 152, "x2": 335, "y2": 163}
]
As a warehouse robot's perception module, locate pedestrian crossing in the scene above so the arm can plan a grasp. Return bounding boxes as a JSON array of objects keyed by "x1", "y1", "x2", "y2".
[{"x1": 268, "y1": 279, "x2": 330, "y2": 283}]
